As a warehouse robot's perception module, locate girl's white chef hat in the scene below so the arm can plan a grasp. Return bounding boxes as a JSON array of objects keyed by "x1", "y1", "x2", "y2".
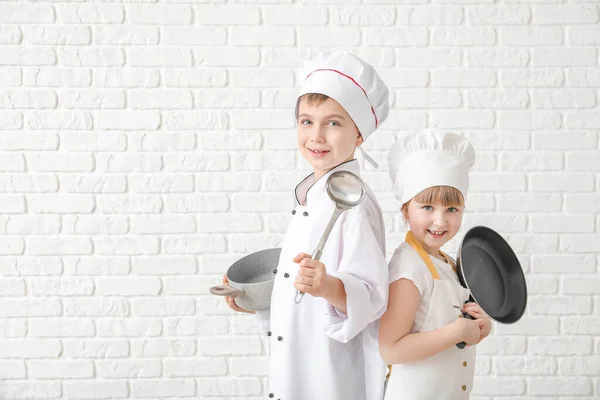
[
  {"x1": 296, "y1": 51, "x2": 390, "y2": 167},
  {"x1": 388, "y1": 130, "x2": 476, "y2": 206}
]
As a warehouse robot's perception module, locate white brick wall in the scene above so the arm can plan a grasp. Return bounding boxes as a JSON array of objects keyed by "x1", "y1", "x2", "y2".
[{"x1": 0, "y1": 1, "x2": 598, "y2": 399}]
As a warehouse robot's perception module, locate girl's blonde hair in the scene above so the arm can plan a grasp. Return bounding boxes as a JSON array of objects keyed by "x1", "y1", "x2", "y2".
[{"x1": 401, "y1": 186, "x2": 464, "y2": 217}]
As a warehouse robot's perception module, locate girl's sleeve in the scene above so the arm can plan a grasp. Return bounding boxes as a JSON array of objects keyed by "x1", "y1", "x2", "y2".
[
  {"x1": 323, "y1": 208, "x2": 389, "y2": 343},
  {"x1": 388, "y1": 246, "x2": 432, "y2": 295}
]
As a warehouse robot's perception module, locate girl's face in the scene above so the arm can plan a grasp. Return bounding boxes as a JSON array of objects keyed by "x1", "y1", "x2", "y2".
[
  {"x1": 297, "y1": 97, "x2": 363, "y2": 180},
  {"x1": 404, "y1": 199, "x2": 464, "y2": 256}
]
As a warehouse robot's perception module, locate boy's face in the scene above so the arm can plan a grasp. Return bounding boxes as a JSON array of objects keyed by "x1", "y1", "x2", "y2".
[
  {"x1": 297, "y1": 97, "x2": 363, "y2": 180},
  {"x1": 404, "y1": 199, "x2": 464, "y2": 256}
]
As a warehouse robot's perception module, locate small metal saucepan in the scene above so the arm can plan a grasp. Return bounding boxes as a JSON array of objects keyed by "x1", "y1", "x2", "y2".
[
  {"x1": 210, "y1": 248, "x2": 281, "y2": 312},
  {"x1": 455, "y1": 226, "x2": 528, "y2": 348}
]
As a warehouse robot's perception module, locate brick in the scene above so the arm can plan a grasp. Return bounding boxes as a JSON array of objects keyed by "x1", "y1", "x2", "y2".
[
  {"x1": 95, "y1": 26, "x2": 159, "y2": 45},
  {"x1": 560, "y1": 234, "x2": 600, "y2": 253},
  {"x1": 266, "y1": 6, "x2": 328, "y2": 25},
  {"x1": 131, "y1": 338, "x2": 196, "y2": 357},
  {"x1": 232, "y1": 152, "x2": 295, "y2": 171},
  {"x1": 198, "y1": 378, "x2": 262, "y2": 397},
  {"x1": 533, "y1": 89, "x2": 596, "y2": 109},
  {"x1": 130, "y1": 90, "x2": 193, "y2": 109},
  {"x1": 64, "y1": 381, "x2": 128, "y2": 399},
  {"x1": 58, "y1": 48, "x2": 124, "y2": 67},
  {"x1": 532, "y1": 214, "x2": 594, "y2": 233},
  {"x1": 496, "y1": 356, "x2": 557, "y2": 375},
  {"x1": 364, "y1": 27, "x2": 429, "y2": 46},
  {"x1": 94, "y1": 237, "x2": 161, "y2": 256},
  {"x1": 196, "y1": 89, "x2": 260, "y2": 108},
  {"x1": 60, "y1": 175, "x2": 127, "y2": 194},
  {"x1": 127, "y1": 5, "x2": 192, "y2": 24},
  {"x1": 63, "y1": 339, "x2": 129, "y2": 358},
  {"x1": 531, "y1": 172, "x2": 594, "y2": 192},
  {"x1": 532, "y1": 255, "x2": 596, "y2": 274},
  {"x1": 569, "y1": 26, "x2": 600, "y2": 45},
  {"x1": 229, "y1": 234, "x2": 282, "y2": 253},
  {"x1": 27, "y1": 237, "x2": 92, "y2": 255},
  {"x1": 467, "y1": 89, "x2": 528, "y2": 109},
  {"x1": 197, "y1": 172, "x2": 261, "y2": 192},
  {"x1": 494, "y1": 316, "x2": 559, "y2": 335},
  {"x1": 129, "y1": 132, "x2": 196, "y2": 151},
  {"x1": 566, "y1": 111, "x2": 600, "y2": 129},
  {"x1": 130, "y1": 175, "x2": 194, "y2": 193},
  {"x1": 24, "y1": 26, "x2": 90, "y2": 45},
  {"x1": 97, "y1": 111, "x2": 160, "y2": 130},
  {"x1": 501, "y1": 27, "x2": 562, "y2": 46},
  {"x1": 164, "y1": 111, "x2": 228, "y2": 130},
  {"x1": 98, "y1": 195, "x2": 163, "y2": 214},
  {"x1": 57, "y1": 4, "x2": 123, "y2": 23},
  {"x1": 30, "y1": 359, "x2": 94, "y2": 379},
  {"x1": 431, "y1": 69, "x2": 497, "y2": 87},
  {"x1": 25, "y1": 67, "x2": 91, "y2": 87},
  {"x1": 0, "y1": 67, "x2": 21, "y2": 86},
  {"x1": 0, "y1": 299, "x2": 61, "y2": 317},
  {"x1": 264, "y1": 130, "x2": 299, "y2": 150},
  {"x1": 163, "y1": 27, "x2": 226, "y2": 45},
  {"x1": 0, "y1": 339, "x2": 61, "y2": 358},
  {"x1": 561, "y1": 357, "x2": 600, "y2": 376},
  {"x1": 395, "y1": 89, "x2": 461, "y2": 108},
  {"x1": 164, "y1": 316, "x2": 229, "y2": 336},
  {"x1": 94, "y1": 68, "x2": 159, "y2": 88},
  {"x1": 0, "y1": 257, "x2": 62, "y2": 276},
  {"x1": 165, "y1": 358, "x2": 227, "y2": 377},
  {"x1": 26, "y1": 111, "x2": 92, "y2": 130},
  {"x1": 199, "y1": 214, "x2": 262, "y2": 233},
  {"x1": 132, "y1": 298, "x2": 195, "y2": 316},
  {"x1": 0, "y1": 174, "x2": 58, "y2": 192},
  {"x1": 0, "y1": 360, "x2": 26, "y2": 379},
  {"x1": 526, "y1": 275, "x2": 559, "y2": 295},
  {"x1": 96, "y1": 154, "x2": 162, "y2": 173},
  {"x1": 397, "y1": 48, "x2": 462, "y2": 67},
  {"x1": 28, "y1": 153, "x2": 93, "y2": 172},
  {"x1": 528, "y1": 295, "x2": 592, "y2": 315},
  {"x1": 568, "y1": 68, "x2": 600, "y2": 88},
  {"x1": 0, "y1": 4, "x2": 55, "y2": 23},
  {"x1": 433, "y1": 27, "x2": 496, "y2": 46},
  {"x1": 500, "y1": 152, "x2": 563, "y2": 171},
  {"x1": 63, "y1": 257, "x2": 130, "y2": 276},
  {"x1": 534, "y1": 48, "x2": 598, "y2": 67},
  {"x1": 165, "y1": 153, "x2": 228, "y2": 172},
  {"x1": 28, "y1": 195, "x2": 95, "y2": 213},
  {"x1": 232, "y1": 110, "x2": 294, "y2": 130},
  {"x1": 61, "y1": 90, "x2": 126, "y2": 109},
  {"x1": 31, "y1": 278, "x2": 94, "y2": 296},
  {"x1": 128, "y1": 48, "x2": 192, "y2": 67},
  {"x1": 97, "y1": 360, "x2": 161, "y2": 378},
  {"x1": 97, "y1": 319, "x2": 162, "y2": 337},
  {"x1": 431, "y1": 110, "x2": 495, "y2": 129},
  {"x1": 196, "y1": 47, "x2": 260, "y2": 67},
  {"x1": 164, "y1": 194, "x2": 230, "y2": 213},
  {"x1": 468, "y1": 48, "x2": 530, "y2": 68},
  {"x1": 463, "y1": 213, "x2": 527, "y2": 232},
  {"x1": 133, "y1": 256, "x2": 197, "y2": 275},
  {"x1": 131, "y1": 380, "x2": 196, "y2": 397},
  {"x1": 297, "y1": 27, "x2": 361, "y2": 46},
  {"x1": 534, "y1": 5, "x2": 599, "y2": 24},
  {"x1": 398, "y1": 6, "x2": 464, "y2": 25},
  {"x1": 65, "y1": 298, "x2": 129, "y2": 317},
  {"x1": 469, "y1": 5, "x2": 531, "y2": 24},
  {"x1": 533, "y1": 131, "x2": 597, "y2": 150},
  {"x1": 164, "y1": 69, "x2": 226, "y2": 88},
  {"x1": 231, "y1": 356, "x2": 269, "y2": 377},
  {"x1": 199, "y1": 131, "x2": 262, "y2": 150},
  {"x1": 195, "y1": 5, "x2": 260, "y2": 25},
  {"x1": 0, "y1": 278, "x2": 25, "y2": 296},
  {"x1": 131, "y1": 215, "x2": 196, "y2": 234},
  {"x1": 471, "y1": 377, "x2": 525, "y2": 396},
  {"x1": 501, "y1": 68, "x2": 563, "y2": 87},
  {"x1": 563, "y1": 317, "x2": 600, "y2": 334},
  {"x1": 529, "y1": 378, "x2": 592, "y2": 396},
  {"x1": 232, "y1": 27, "x2": 295, "y2": 46},
  {"x1": 505, "y1": 234, "x2": 559, "y2": 253},
  {"x1": 0, "y1": 195, "x2": 25, "y2": 213},
  {"x1": 0, "y1": 382, "x2": 61, "y2": 399},
  {"x1": 164, "y1": 236, "x2": 226, "y2": 254}
]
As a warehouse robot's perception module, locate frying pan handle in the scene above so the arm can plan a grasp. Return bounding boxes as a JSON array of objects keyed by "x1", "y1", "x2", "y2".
[
  {"x1": 210, "y1": 285, "x2": 243, "y2": 298},
  {"x1": 456, "y1": 311, "x2": 475, "y2": 349}
]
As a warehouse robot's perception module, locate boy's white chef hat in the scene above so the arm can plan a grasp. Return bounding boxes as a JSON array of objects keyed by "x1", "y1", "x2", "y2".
[
  {"x1": 296, "y1": 51, "x2": 390, "y2": 167},
  {"x1": 388, "y1": 130, "x2": 476, "y2": 206}
]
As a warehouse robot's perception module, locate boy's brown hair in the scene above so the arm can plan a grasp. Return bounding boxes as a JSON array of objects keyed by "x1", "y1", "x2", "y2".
[
  {"x1": 299, "y1": 93, "x2": 330, "y2": 107},
  {"x1": 401, "y1": 185, "x2": 464, "y2": 218}
]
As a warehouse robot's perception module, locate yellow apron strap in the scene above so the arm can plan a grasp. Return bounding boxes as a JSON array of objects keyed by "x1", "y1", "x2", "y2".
[
  {"x1": 439, "y1": 251, "x2": 457, "y2": 273},
  {"x1": 405, "y1": 231, "x2": 440, "y2": 280}
]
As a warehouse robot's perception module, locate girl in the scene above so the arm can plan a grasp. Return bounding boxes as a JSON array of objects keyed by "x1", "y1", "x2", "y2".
[{"x1": 381, "y1": 131, "x2": 492, "y2": 400}]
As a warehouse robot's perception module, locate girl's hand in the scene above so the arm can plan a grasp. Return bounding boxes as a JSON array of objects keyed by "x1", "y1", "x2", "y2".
[
  {"x1": 463, "y1": 302, "x2": 492, "y2": 343},
  {"x1": 293, "y1": 253, "x2": 333, "y2": 298},
  {"x1": 453, "y1": 317, "x2": 481, "y2": 346},
  {"x1": 221, "y1": 275, "x2": 255, "y2": 314}
]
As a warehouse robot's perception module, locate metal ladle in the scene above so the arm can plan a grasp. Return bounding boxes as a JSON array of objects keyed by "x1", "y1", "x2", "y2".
[{"x1": 294, "y1": 170, "x2": 366, "y2": 304}]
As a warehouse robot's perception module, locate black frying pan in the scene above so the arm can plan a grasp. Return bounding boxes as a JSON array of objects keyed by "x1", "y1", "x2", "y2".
[{"x1": 455, "y1": 226, "x2": 528, "y2": 348}]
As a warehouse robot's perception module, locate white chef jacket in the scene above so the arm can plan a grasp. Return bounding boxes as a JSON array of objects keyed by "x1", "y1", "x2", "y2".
[{"x1": 256, "y1": 159, "x2": 389, "y2": 400}]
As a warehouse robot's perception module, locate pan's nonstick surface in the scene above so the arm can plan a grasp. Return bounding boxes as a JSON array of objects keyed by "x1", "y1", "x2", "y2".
[{"x1": 460, "y1": 227, "x2": 527, "y2": 324}]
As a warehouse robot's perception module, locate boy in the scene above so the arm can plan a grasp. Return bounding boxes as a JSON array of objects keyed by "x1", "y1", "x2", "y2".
[{"x1": 224, "y1": 51, "x2": 390, "y2": 400}]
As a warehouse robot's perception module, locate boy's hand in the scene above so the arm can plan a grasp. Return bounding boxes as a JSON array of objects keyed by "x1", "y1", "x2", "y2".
[
  {"x1": 463, "y1": 302, "x2": 492, "y2": 343},
  {"x1": 292, "y1": 253, "x2": 334, "y2": 298},
  {"x1": 221, "y1": 275, "x2": 255, "y2": 314}
]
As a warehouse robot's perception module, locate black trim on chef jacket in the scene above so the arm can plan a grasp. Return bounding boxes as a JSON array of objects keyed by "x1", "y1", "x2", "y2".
[{"x1": 293, "y1": 159, "x2": 358, "y2": 206}]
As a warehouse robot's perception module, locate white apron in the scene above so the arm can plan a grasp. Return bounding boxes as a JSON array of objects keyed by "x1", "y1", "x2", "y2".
[
  {"x1": 256, "y1": 159, "x2": 389, "y2": 400},
  {"x1": 385, "y1": 232, "x2": 476, "y2": 400}
]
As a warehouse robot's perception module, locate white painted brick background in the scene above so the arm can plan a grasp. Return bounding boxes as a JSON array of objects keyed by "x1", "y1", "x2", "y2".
[{"x1": 0, "y1": 1, "x2": 599, "y2": 399}]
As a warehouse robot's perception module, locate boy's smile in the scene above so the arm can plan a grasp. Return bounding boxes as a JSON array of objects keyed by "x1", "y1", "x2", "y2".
[{"x1": 297, "y1": 96, "x2": 363, "y2": 180}]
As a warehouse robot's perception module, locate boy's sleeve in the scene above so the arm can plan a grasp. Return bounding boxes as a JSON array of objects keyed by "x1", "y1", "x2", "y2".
[
  {"x1": 255, "y1": 309, "x2": 270, "y2": 334},
  {"x1": 323, "y1": 209, "x2": 388, "y2": 343}
]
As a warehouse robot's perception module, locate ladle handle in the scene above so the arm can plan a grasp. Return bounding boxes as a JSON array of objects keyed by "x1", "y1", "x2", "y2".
[
  {"x1": 456, "y1": 312, "x2": 475, "y2": 349},
  {"x1": 295, "y1": 208, "x2": 344, "y2": 304},
  {"x1": 210, "y1": 285, "x2": 243, "y2": 298}
]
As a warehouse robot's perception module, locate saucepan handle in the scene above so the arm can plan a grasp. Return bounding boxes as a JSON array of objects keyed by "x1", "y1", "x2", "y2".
[
  {"x1": 456, "y1": 311, "x2": 475, "y2": 349},
  {"x1": 210, "y1": 285, "x2": 243, "y2": 298}
]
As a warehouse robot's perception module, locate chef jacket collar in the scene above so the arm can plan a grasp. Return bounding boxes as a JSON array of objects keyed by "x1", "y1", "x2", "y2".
[{"x1": 294, "y1": 159, "x2": 360, "y2": 207}]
